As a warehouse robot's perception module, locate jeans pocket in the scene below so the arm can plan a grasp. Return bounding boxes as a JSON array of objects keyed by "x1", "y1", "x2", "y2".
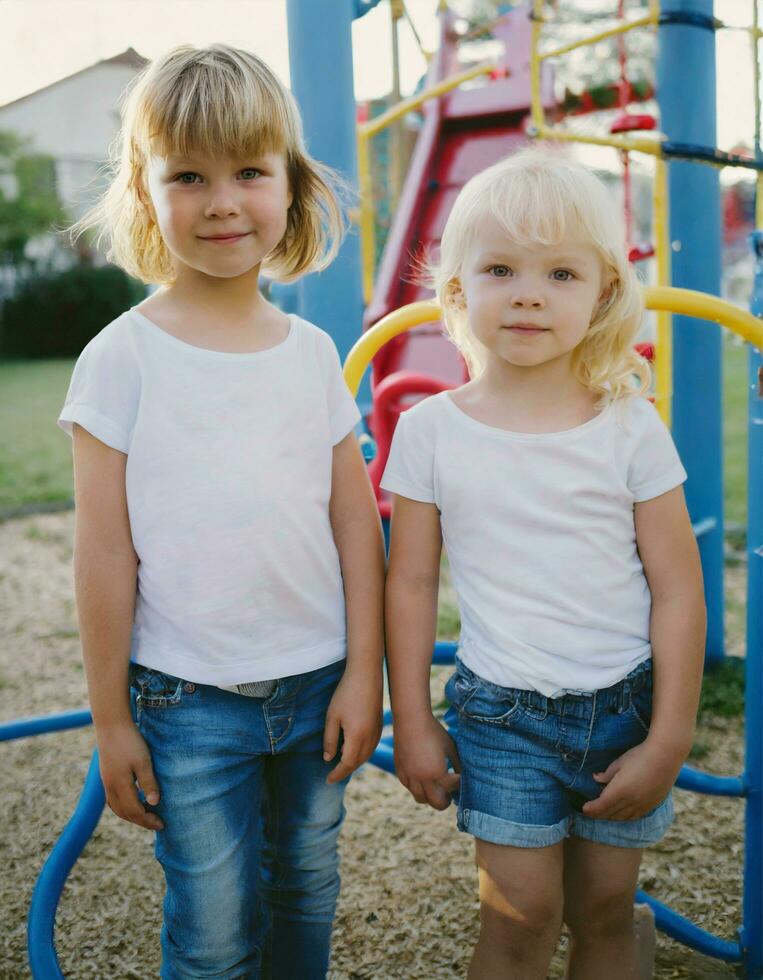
[
  {"x1": 446, "y1": 668, "x2": 522, "y2": 726},
  {"x1": 131, "y1": 664, "x2": 186, "y2": 709},
  {"x1": 627, "y1": 685, "x2": 653, "y2": 735}
]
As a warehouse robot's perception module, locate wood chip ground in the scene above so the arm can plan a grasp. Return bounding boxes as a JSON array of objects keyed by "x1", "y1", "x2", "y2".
[{"x1": 0, "y1": 514, "x2": 745, "y2": 978}]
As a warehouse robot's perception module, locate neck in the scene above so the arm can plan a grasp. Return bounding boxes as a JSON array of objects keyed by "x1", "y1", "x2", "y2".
[
  {"x1": 163, "y1": 264, "x2": 267, "y2": 323},
  {"x1": 479, "y1": 353, "x2": 596, "y2": 423}
]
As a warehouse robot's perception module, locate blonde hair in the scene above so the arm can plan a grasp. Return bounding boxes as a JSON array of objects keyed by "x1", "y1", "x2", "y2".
[
  {"x1": 433, "y1": 147, "x2": 649, "y2": 403},
  {"x1": 69, "y1": 44, "x2": 347, "y2": 284}
]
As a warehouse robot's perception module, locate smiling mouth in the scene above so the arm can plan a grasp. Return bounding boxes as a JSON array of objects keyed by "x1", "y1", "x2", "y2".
[{"x1": 199, "y1": 233, "x2": 252, "y2": 243}]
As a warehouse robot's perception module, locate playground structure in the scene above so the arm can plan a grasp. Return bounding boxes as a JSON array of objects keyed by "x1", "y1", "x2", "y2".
[{"x1": 1, "y1": 0, "x2": 763, "y2": 976}]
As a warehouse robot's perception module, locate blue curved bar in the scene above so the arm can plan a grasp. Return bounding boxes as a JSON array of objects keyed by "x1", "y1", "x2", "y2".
[
  {"x1": 433, "y1": 642, "x2": 457, "y2": 664},
  {"x1": 635, "y1": 889, "x2": 741, "y2": 963},
  {"x1": 369, "y1": 741, "x2": 396, "y2": 774},
  {"x1": 676, "y1": 765, "x2": 745, "y2": 797},
  {"x1": 0, "y1": 709, "x2": 92, "y2": 743},
  {"x1": 28, "y1": 750, "x2": 105, "y2": 979}
]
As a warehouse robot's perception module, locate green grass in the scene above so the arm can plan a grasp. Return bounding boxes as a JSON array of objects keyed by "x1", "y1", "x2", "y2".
[
  {"x1": 0, "y1": 359, "x2": 75, "y2": 510},
  {"x1": 698, "y1": 655, "x2": 746, "y2": 719},
  {"x1": 0, "y1": 334, "x2": 751, "y2": 515}
]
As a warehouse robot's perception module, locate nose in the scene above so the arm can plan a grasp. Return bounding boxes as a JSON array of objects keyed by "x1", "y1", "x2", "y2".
[
  {"x1": 510, "y1": 291, "x2": 545, "y2": 310},
  {"x1": 204, "y1": 186, "x2": 241, "y2": 219}
]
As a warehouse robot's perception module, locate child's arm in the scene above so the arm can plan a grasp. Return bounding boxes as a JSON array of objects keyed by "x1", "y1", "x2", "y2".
[
  {"x1": 584, "y1": 485, "x2": 706, "y2": 820},
  {"x1": 72, "y1": 424, "x2": 163, "y2": 831},
  {"x1": 324, "y1": 432, "x2": 386, "y2": 784},
  {"x1": 385, "y1": 494, "x2": 460, "y2": 810}
]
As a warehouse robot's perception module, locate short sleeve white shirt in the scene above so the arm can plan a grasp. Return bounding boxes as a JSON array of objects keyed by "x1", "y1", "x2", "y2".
[
  {"x1": 59, "y1": 309, "x2": 360, "y2": 685},
  {"x1": 381, "y1": 392, "x2": 687, "y2": 696}
]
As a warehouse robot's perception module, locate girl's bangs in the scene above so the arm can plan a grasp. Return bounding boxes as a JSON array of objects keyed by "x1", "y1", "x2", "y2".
[
  {"x1": 140, "y1": 70, "x2": 291, "y2": 162},
  {"x1": 485, "y1": 176, "x2": 605, "y2": 252}
]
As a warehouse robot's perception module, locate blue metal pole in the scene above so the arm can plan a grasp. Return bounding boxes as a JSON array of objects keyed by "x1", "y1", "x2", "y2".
[
  {"x1": 742, "y1": 230, "x2": 763, "y2": 978},
  {"x1": 0, "y1": 709, "x2": 92, "y2": 742},
  {"x1": 285, "y1": 0, "x2": 369, "y2": 407},
  {"x1": 674, "y1": 765, "x2": 744, "y2": 797},
  {"x1": 657, "y1": 0, "x2": 724, "y2": 665}
]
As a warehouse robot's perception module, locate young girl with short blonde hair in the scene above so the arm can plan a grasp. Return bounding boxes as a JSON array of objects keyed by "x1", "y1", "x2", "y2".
[
  {"x1": 383, "y1": 149, "x2": 705, "y2": 978},
  {"x1": 61, "y1": 44, "x2": 384, "y2": 979}
]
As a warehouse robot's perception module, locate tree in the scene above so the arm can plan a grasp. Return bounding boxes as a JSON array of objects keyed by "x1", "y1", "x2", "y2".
[{"x1": 0, "y1": 130, "x2": 67, "y2": 264}]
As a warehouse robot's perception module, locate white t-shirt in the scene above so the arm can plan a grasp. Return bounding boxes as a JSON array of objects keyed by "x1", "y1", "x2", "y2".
[
  {"x1": 59, "y1": 308, "x2": 360, "y2": 685},
  {"x1": 380, "y1": 392, "x2": 687, "y2": 696}
]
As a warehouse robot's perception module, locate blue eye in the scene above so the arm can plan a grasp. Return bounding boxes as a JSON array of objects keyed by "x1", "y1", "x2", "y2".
[
  {"x1": 172, "y1": 168, "x2": 262, "y2": 184},
  {"x1": 551, "y1": 269, "x2": 574, "y2": 281},
  {"x1": 489, "y1": 265, "x2": 511, "y2": 277}
]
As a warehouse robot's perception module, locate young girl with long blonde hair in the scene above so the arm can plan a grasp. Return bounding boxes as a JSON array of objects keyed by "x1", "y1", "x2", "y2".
[
  {"x1": 382, "y1": 149, "x2": 705, "y2": 978},
  {"x1": 60, "y1": 44, "x2": 384, "y2": 979}
]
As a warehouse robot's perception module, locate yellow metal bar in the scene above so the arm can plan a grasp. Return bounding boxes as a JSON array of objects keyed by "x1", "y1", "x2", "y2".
[
  {"x1": 652, "y1": 158, "x2": 672, "y2": 426},
  {"x1": 539, "y1": 14, "x2": 658, "y2": 62},
  {"x1": 713, "y1": 20, "x2": 763, "y2": 39},
  {"x1": 343, "y1": 301, "x2": 440, "y2": 396},
  {"x1": 358, "y1": 62, "x2": 495, "y2": 140},
  {"x1": 356, "y1": 62, "x2": 495, "y2": 305},
  {"x1": 343, "y1": 292, "x2": 763, "y2": 396},
  {"x1": 534, "y1": 124, "x2": 664, "y2": 157},
  {"x1": 357, "y1": 130, "x2": 375, "y2": 305},
  {"x1": 645, "y1": 287, "x2": 763, "y2": 347}
]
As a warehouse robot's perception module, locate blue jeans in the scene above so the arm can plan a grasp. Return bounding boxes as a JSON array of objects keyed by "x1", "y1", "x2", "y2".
[{"x1": 130, "y1": 658, "x2": 348, "y2": 980}]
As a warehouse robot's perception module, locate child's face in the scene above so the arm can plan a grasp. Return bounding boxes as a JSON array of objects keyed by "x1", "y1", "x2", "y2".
[
  {"x1": 145, "y1": 150, "x2": 293, "y2": 282},
  {"x1": 460, "y1": 216, "x2": 609, "y2": 374}
]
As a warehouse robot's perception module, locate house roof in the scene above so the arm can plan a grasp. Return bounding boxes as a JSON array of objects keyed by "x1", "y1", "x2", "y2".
[{"x1": 0, "y1": 47, "x2": 148, "y2": 110}]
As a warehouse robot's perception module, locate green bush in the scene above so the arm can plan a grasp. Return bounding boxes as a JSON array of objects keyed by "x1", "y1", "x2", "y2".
[{"x1": 0, "y1": 263, "x2": 145, "y2": 358}]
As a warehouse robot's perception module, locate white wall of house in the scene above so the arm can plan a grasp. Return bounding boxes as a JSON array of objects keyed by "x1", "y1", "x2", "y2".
[{"x1": 0, "y1": 50, "x2": 146, "y2": 224}]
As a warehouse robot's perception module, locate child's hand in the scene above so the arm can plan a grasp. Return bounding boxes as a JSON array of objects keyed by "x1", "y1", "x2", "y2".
[
  {"x1": 582, "y1": 739, "x2": 683, "y2": 821},
  {"x1": 97, "y1": 721, "x2": 164, "y2": 831},
  {"x1": 323, "y1": 666, "x2": 383, "y2": 785},
  {"x1": 393, "y1": 715, "x2": 460, "y2": 811}
]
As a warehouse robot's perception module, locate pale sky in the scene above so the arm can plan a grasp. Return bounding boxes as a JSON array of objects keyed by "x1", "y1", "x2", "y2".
[{"x1": 0, "y1": 0, "x2": 758, "y2": 155}]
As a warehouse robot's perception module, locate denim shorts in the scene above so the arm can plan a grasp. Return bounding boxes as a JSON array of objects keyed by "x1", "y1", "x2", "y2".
[{"x1": 444, "y1": 657, "x2": 673, "y2": 849}]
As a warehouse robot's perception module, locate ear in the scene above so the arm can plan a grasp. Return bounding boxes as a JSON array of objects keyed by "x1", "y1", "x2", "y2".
[
  {"x1": 132, "y1": 157, "x2": 157, "y2": 220},
  {"x1": 597, "y1": 275, "x2": 616, "y2": 313},
  {"x1": 136, "y1": 181, "x2": 151, "y2": 209},
  {"x1": 447, "y1": 278, "x2": 467, "y2": 309}
]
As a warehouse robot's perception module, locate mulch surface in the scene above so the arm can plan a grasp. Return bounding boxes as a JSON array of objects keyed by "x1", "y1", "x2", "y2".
[{"x1": 0, "y1": 514, "x2": 745, "y2": 978}]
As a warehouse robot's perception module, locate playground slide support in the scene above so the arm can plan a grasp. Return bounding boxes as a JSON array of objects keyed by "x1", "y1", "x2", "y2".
[
  {"x1": 285, "y1": 0, "x2": 366, "y2": 401},
  {"x1": 657, "y1": 0, "x2": 724, "y2": 667},
  {"x1": 653, "y1": 158, "x2": 672, "y2": 427},
  {"x1": 742, "y1": 229, "x2": 763, "y2": 978}
]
